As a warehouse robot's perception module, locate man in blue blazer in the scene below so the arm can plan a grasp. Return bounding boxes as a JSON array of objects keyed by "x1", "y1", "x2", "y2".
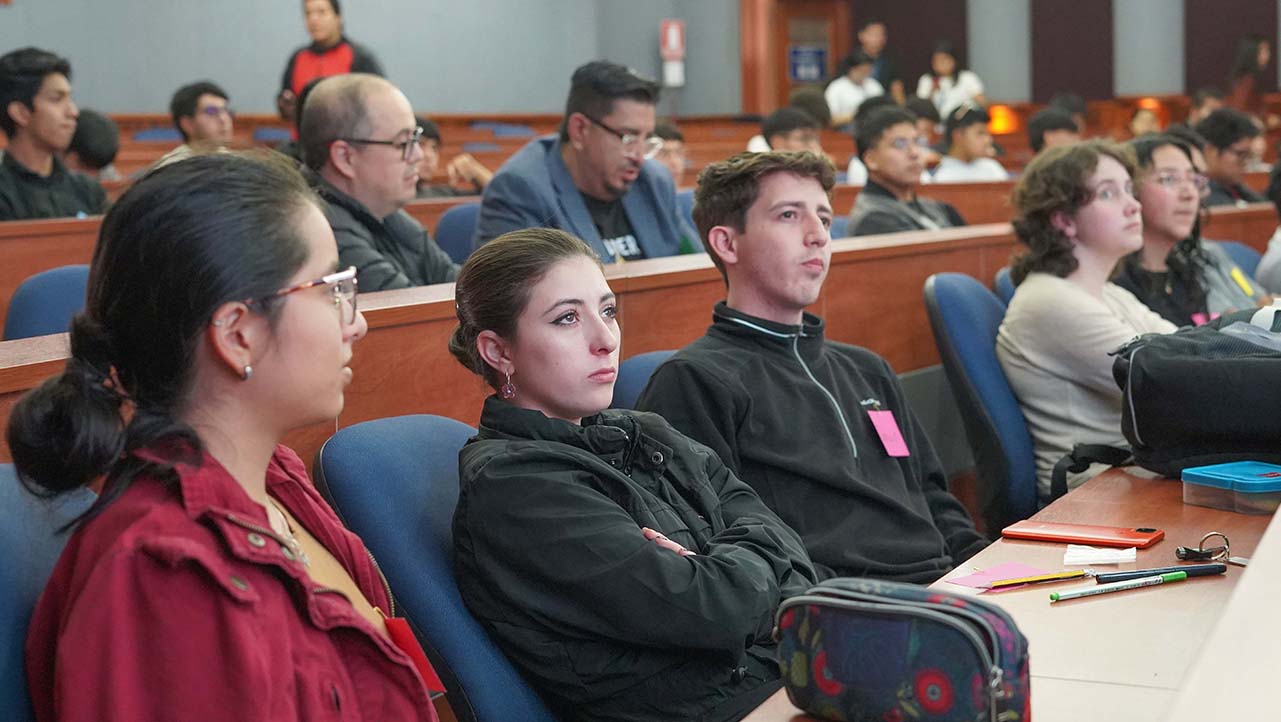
[{"x1": 472, "y1": 61, "x2": 696, "y2": 260}]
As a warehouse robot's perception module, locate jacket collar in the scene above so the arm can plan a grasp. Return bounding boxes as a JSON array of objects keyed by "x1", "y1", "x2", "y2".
[
  {"x1": 311, "y1": 170, "x2": 389, "y2": 225},
  {"x1": 2, "y1": 149, "x2": 66, "y2": 183},
  {"x1": 132, "y1": 442, "x2": 284, "y2": 526},
  {"x1": 477, "y1": 395, "x2": 671, "y2": 474},
  {"x1": 711, "y1": 301, "x2": 828, "y2": 362}
]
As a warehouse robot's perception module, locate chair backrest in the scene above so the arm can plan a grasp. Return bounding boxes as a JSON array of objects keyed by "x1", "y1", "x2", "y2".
[
  {"x1": 993, "y1": 266, "x2": 1016, "y2": 306},
  {"x1": 830, "y1": 215, "x2": 850, "y2": 239},
  {"x1": 132, "y1": 127, "x2": 182, "y2": 142},
  {"x1": 676, "y1": 189, "x2": 695, "y2": 232},
  {"x1": 490, "y1": 124, "x2": 535, "y2": 138},
  {"x1": 4, "y1": 265, "x2": 91, "y2": 340},
  {"x1": 434, "y1": 202, "x2": 481, "y2": 265},
  {"x1": 1216, "y1": 240, "x2": 1263, "y2": 279},
  {"x1": 610, "y1": 350, "x2": 675, "y2": 410},
  {"x1": 313, "y1": 415, "x2": 558, "y2": 722},
  {"x1": 0, "y1": 465, "x2": 96, "y2": 722},
  {"x1": 923, "y1": 273, "x2": 1038, "y2": 533},
  {"x1": 251, "y1": 127, "x2": 292, "y2": 144}
]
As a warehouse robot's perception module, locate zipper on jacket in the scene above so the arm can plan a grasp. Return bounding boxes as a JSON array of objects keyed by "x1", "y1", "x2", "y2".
[
  {"x1": 780, "y1": 594, "x2": 1001, "y2": 722},
  {"x1": 723, "y1": 315, "x2": 859, "y2": 460},
  {"x1": 366, "y1": 549, "x2": 397, "y2": 618}
]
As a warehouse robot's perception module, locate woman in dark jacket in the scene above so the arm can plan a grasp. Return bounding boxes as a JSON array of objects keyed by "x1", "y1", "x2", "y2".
[
  {"x1": 14, "y1": 152, "x2": 437, "y2": 721},
  {"x1": 449, "y1": 227, "x2": 818, "y2": 722}
]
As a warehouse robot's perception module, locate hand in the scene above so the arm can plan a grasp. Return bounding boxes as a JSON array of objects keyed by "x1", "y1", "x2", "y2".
[
  {"x1": 446, "y1": 153, "x2": 494, "y2": 191},
  {"x1": 642, "y1": 527, "x2": 697, "y2": 556},
  {"x1": 276, "y1": 89, "x2": 297, "y2": 122}
]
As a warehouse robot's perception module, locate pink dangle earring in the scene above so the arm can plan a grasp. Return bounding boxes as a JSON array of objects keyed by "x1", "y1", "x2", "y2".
[{"x1": 500, "y1": 372, "x2": 516, "y2": 399}]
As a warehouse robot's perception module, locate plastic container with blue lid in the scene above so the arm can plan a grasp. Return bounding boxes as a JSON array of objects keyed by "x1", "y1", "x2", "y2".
[{"x1": 1181, "y1": 461, "x2": 1281, "y2": 514}]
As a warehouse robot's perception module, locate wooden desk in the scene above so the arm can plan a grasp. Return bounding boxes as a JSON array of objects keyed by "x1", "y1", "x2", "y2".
[{"x1": 744, "y1": 469, "x2": 1273, "y2": 722}]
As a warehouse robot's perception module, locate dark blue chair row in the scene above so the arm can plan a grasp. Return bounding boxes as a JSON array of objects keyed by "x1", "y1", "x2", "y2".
[{"x1": 4, "y1": 265, "x2": 90, "y2": 341}]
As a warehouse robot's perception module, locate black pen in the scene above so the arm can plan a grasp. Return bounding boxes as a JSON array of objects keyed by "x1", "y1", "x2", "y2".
[{"x1": 1093, "y1": 563, "x2": 1226, "y2": 584}]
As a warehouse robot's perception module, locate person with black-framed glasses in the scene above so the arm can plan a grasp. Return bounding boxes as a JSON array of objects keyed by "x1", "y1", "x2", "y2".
[
  {"x1": 300, "y1": 74, "x2": 458, "y2": 292},
  {"x1": 473, "y1": 60, "x2": 697, "y2": 261}
]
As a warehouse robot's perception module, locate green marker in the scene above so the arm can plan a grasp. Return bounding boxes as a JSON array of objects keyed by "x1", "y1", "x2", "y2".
[{"x1": 1050, "y1": 571, "x2": 1188, "y2": 603}]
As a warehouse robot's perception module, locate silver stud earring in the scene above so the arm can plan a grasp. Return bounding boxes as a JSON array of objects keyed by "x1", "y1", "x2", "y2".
[
  {"x1": 242, "y1": 365, "x2": 253, "y2": 382},
  {"x1": 500, "y1": 372, "x2": 516, "y2": 399}
]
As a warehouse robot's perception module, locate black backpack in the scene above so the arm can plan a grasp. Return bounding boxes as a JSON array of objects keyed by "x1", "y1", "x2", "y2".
[{"x1": 1110, "y1": 309, "x2": 1281, "y2": 478}]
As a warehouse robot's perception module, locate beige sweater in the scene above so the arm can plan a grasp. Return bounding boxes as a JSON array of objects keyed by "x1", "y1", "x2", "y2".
[{"x1": 996, "y1": 273, "x2": 1176, "y2": 501}]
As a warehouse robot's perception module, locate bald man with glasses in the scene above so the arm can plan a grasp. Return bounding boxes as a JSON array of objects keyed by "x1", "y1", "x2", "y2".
[
  {"x1": 300, "y1": 73, "x2": 457, "y2": 291},
  {"x1": 472, "y1": 60, "x2": 697, "y2": 261}
]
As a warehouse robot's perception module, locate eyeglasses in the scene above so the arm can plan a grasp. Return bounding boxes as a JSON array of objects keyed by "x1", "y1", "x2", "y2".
[
  {"x1": 1152, "y1": 171, "x2": 1209, "y2": 192},
  {"x1": 884, "y1": 136, "x2": 931, "y2": 152},
  {"x1": 336, "y1": 126, "x2": 425, "y2": 162},
  {"x1": 198, "y1": 105, "x2": 233, "y2": 119},
  {"x1": 581, "y1": 114, "x2": 664, "y2": 159},
  {"x1": 245, "y1": 266, "x2": 359, "y2": 326}
]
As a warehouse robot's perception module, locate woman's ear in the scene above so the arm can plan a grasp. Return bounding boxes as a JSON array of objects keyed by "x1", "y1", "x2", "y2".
[
  {"x1": 1050, "y1": 209, "x2": 1077, "y2": 242},
  {"x1": 476, "y1": 329, "x2": 514, "y2": 378},
  {"x1": 206, "y1": 301, "x2": 268, "y2": 380}
]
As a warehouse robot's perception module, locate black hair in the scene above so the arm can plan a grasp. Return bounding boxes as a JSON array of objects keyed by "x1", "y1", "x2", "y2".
[
  {"x1": 653, "y1": 120, "x2": 683, "y2": 142},
  {"x1": 929, "y1": 40, "x2": 962, "y2": 80},
  {"x1": 1048, "y1": 92, "x2": 1087, "y2": 118},
  {"x1": 1027, "y1": 107, "x2": 1078, "y2": 153},
  {"x1": 293, "y1": 76, "x2": 327, "y2": 133},
  {"x1": 1194, "y1": 107, "x2": 1261, "y2": 150},
  {"x1": 1165, "y1": 123, "x2": 1207, "y2": 152},
  {"x1": 835, "y1": 50, "x2": 875, "y2": 78},
  {"x1": 945, "y1": 102, "x2": 989, "y2": 137},
  {"x1": 7, "y1": 152, "x2": 316, "y2": 524},
  {"x1": 857, "y1": 18, "x2": 885, "y2": 32},
  {"x1": 169, "y1": 81, "x2": 229, "y2": 142},
  {"x1": 1128, "y1": 133, "x2": 1209, "y2": 310},
  {"x1": 559, "y1": 61, "x2": 660, "y2": 142},
  {"x1": 68, "y1": 110, "x2": 120, "y2": 170},
  {"x1": 762, "y1": 107, "x2": 820, "y2": 147},
  {"x1": 905, "y1": 96, "x2": 940, "y2": 124},
  {"x1": 1268, "y1": 157, "x2": 1281, "y2": 217},
  {"x1": 788, "y1": 86, "x2": 832, "y2": 127},
  {"x1": 306, "y1": 0, "x2": 342, "y2": 14},
  {"x1": 1192, "y1": 86, "x2": 1224, "y2": 110},
  {"x1": 0, "y1": 47, "x2": 72, "y2": 138},
  {"x1": 1230, "y1": 35, "x2": 1269, "y2": 80},
  {"x1": 855, "y1": 105, "x2": 916, "y2": 160},
  {"x1": 418, "y1": 117, "x2": 442, "y2": 144}
]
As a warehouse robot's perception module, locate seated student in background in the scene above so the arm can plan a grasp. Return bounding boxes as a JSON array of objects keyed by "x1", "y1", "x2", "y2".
[
  {"x1": 849, "y1": 106, "x2": 965, "y2": 235},
  {"x1": 63, "y1": 109, "x2": 121, "y2": 182},
  {"x1": 1128, "y1": 107, "x2": 1162, "y2": 138},
  {"x1": 1027, "y1": 107, "x2": 1081, "y2": 155},
  {"x1": 0, "y1": 47, "x2": 106, "y2": 221},
  {"x1": 915, "y1": 40, "x2": 986, "y2": 118},
  {"x1": 1250, "y1": 157, "x2": 1281, "y2": 292},
  {"x1": 746, "y1": 107, "x2": 823, "y2": 154},
  {"x1": 278, "y1": 0, "x2": 383, "y2": 127},
  {"x1": 301, "y1": 74, "x2": 457, "y2": 291},
  {"x1": 155, "y1": 81, "x2": 234, "y2": 167},
  {"x1": 652, "y1": 120, "x2": 687, "y2": 185},
  {"x1": 1113, "y1": 134, "x2": 1267, "y2": 325},
  {"x1": 997, "y1": 140, "x2": 1176, "y2": 501},
  {"x1": 1195, "y1": 107, "x2": 1266, "y2": 206},
  {"x1": 787, "y1": 86, "x2": 832, "y2": 130},
  {"x1": 474, "y1": 61, "x2": 695, "y2": 259},
  {"x1": 14, "y1": 152, "x2": 438, "y2": 721},
  {"x1": 824, "y1": 50, "x2": 883, "y2": 128},
  {"x1": 1186, "y1": 86, "x2": 1225, "y2": 127},
  {"x1": 414, "y1": 118, "x2": 493, "y2": 197},
  {"x1": 638, "y1": 151, "x2": 986, "y2": 582},
  {"x1": 450, "y1": 227, "x2": 817, "y2": 722},
  {"x1": 1049, "y1": 92, "x2": 1088, "y2": 134},
  {"x1": 844, "y1": 95, "x2": 921, "y2": 185},
  {"x1": 932, "y1": 102, "x2": 1009, "y2": 183}
]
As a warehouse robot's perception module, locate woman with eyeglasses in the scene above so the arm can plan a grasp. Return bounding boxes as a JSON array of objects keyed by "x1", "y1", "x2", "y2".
[
  {"x1": 449, "y1": 227, "x2": 817, "y2": 722},
  {"x1": 1111, "y1": 134, "x2": 1269, "y2": 326},
  {"x1": 12, "y1": 152, "x2": 440, "y2": 721},
  {"x1": 997, "y1": 140, "x2": 1176, "y2": 502}
]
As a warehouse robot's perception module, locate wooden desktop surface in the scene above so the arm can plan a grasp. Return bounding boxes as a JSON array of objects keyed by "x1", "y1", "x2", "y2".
[{"x1": 743, "y1": 468, "x2": 1275, "y2": 722}]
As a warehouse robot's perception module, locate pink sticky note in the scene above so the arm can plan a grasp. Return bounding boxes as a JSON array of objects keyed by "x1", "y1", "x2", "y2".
[
  {"x1": 867, "y1": 409, "x2": 910, "y2": 457},
  {"x1": 945, "y1": 561, "x2": 1051, "y2": 594}
]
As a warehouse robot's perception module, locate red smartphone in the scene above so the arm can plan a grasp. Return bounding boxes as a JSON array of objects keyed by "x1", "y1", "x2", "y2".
[{"x1": 1000, "y1": 520, "x2": 1165, "y2": 548}]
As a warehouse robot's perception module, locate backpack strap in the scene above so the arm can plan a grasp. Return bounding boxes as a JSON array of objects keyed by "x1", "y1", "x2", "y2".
[{"x1": 1051, "y1": 444, "x2": 1132, "y2": 500}]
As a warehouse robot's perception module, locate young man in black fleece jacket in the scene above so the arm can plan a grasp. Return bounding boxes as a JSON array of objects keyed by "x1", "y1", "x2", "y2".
[{"x1": 637, "y1": 151, "x2": 987, "y2": 583}]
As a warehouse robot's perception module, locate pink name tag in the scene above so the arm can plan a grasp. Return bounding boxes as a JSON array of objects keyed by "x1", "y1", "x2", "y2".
[
  {"x1": 1190, "y1": 312, "x2": 1221, "y2": 326},
  {"x1": 868, "y1": 409, "x2": 910, "y2": 457}
]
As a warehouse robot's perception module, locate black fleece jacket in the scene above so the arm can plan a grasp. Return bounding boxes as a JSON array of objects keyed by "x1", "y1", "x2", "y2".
[{"x1": 637, "y1": 303, "x2": 987, "y2": 583}]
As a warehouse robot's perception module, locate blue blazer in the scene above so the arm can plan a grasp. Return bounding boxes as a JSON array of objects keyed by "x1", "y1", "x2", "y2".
[{"x1": 472, "y1": 135, "x2": 697, "y2": 259}]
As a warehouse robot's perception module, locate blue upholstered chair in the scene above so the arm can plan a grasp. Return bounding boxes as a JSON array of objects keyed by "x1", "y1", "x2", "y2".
[
  {"x1": 610, "y1": 350, "x2": 675, "y2": 410},
  {"x1": 676, "y1": 189, "x2": 695, "y2": 232},
  {"x1": 1216, "y1": 240, "x2": 1263, "y2": 280},
  {"x1": 4, "y1": 265, "x2": 91, "y2": 340},
  {"x1": 830, "y1": 215, "x2": 850, "y2": 239},
  {"x1": 1, "y1": 465, "x2": 96, "y2": 722},
  {"x1": 489, "y1": 124, "x2": 535, "y2": 138},
  {"x1": 313, "y1": 415, "x2": 558, "y2": 722},
  {"x1": 434, "y1": 202, "x2": 481, "y2": 265},
  {"x1": 251, "y1": 127, "x2": 292, "y2": 144},
  {"x1": 924, "y1": 273, "x2": 1038, "y2": 534},
  {"x1": 993, "y1": 266, "x2": 1016, "y2": 306},
  {"x1": 132, "y1": 127, "x2": 182, "y2": 142}
]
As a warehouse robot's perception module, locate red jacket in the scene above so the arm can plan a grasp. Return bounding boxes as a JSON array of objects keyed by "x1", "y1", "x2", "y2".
[{"x1": 26, "y1": 444, "x2": 438, "y2": 722}]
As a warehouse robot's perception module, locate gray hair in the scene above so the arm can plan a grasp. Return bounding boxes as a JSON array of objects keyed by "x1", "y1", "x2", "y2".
[{"x1": 299, "y1": 73, "x2": 385, "y2": 171}]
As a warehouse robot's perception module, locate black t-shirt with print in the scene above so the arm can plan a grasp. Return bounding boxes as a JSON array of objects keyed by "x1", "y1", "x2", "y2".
[{"x1": 582, "y1": 194, "x2": 646, "y2": 261}]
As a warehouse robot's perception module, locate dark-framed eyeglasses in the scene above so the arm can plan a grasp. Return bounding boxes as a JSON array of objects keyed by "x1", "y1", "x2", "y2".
[
  {"x1": 198, "y1": 105, "x2": 233, "y2": 119},
  {"x1": 1153, "y1": 171, "x2": 1209, "y2": 192},
  {"x1": 581, "y1": 114, "x2": 664, "y2": 159},
  {"x1": 245, "y1": 266, "x2": 359, "y2": 326},
  {"x1": 336, "y1": 126, "x2": 425, "y2": 162}
]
